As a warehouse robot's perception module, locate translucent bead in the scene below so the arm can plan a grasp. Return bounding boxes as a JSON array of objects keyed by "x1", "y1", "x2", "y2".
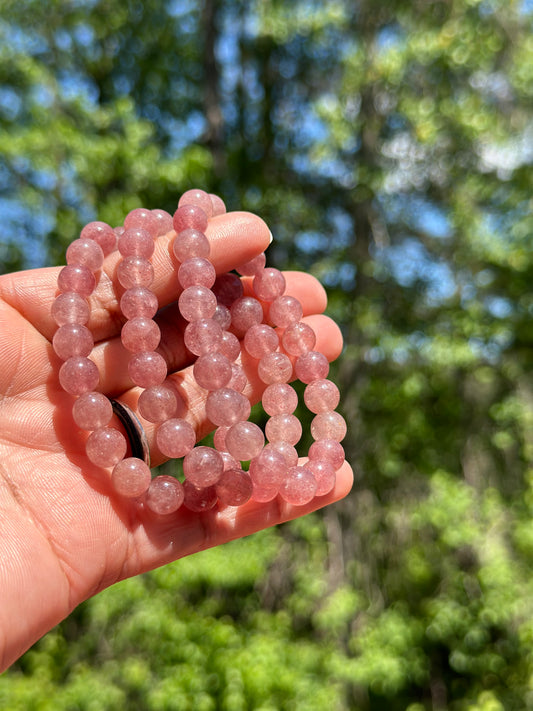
[
  {"x1": 138, "y1": 384, "x2": 178, "y2": 423},
  {"x1": 118, "y1": 227, "x2": 154, "y2": 259},
  {"x1": 184, "y1": 318, "x2": 223, "y2": 356},
  {"x1": 117, "y1": 256, "x2": 154, "y2": 289},
  {"x1": 215, "y1": 469, "x2": 253, "y2": 507},
  {"x1": 235, "y1": 252, "x2": 266, "y2": 277},
  {"x1": 269, "y1": 295, "x2": 303, "y2": 328},
  {"x1": 225, "y1": 421, "x2": 265, "y2": 461},
  {"x1": 282, "y1": 322, "x2": 317, "y2": 356},
  {"x1": 120, "y1": 286, "x2": 158, "y2": 320},
  {"x1": 59, "y1": 356, "x2": 99, "y2": 395},
  {"x1": 261, "y1": 383, "x2": 299, "y2": 415},
  {"x1": 218, "y1": 331, "x2": 241, "y2": 361},
  {"x1": 251, "y1": 481, "x2": 279, "y2": 503},
  {"x1": 183, "y1": 446, "x2": 224, "y2": 487},
  {"x1": 220, "y1": 451, "x2": 240, "y2": 471},
  {"x1": 145, "y1": 475, "x2": 184, "y2": 515},
  {"x1": 307, "y1": 459, "x2": 336, "y2": 496},
  {"x1": 53, "y1": 323, "x2": 94, "y2": 360},
  {"x1": 212, "y1": 304, "x2": 232, "y2": 331},
  {"x1": 85, "y1": 427, "x2": 127, "y2": 468},
  {"x1": 213, "y1": 426, "x2": 230, "y2": 452},
  {"x1": 178, "y1": 189, "x2": 213, "y2": 218},
  {"x1": 178, "y1": 285, "x2": 217, "y2": 321},
  {"x1": 227, "y1": 363, "x2": 247, "y2": 392},
  {"x1": 279, "y1": 465, "x2": 317, "y2": 505},
  {"x1": 209, "y1": 193, "x2": 226, "y2": 216},
  {"x1": 51, "y1": 292, "x2": 90, "y2": 326},
  {"x1": 183, "y1": 480, "x2": 218, "y2": 512},
  {"x1": 66, "y1": 238, "x2": 104, "y2": 272},
  {"x1": 244, "y1": 323, "x2": 279, "y2": 359},
  {"x1": 310, "y1": 412, "x2": 347, "y2": 442},
  {"x1": 173, "y1": 204, "x2": 208, "y2": 233},
  {"x1": 264, "y1": 441, "x2": 299, "y2": 468},
  {"x1": 72, "y1": 391, "x2": 113, "y2": 431},
  {"x1": 304, "y1": 379, "x2": 340, "y2": 413},
  {"x1": 178, "y1": 257, "x2": 216, "y2": 289},
  {"x1": 114, "y1": 226, "x2": 125, "y2": 238},
  {"x1": 294, "y1": 350, "x2": 329, "y2": 384},
  {"x1": 128, "y1": 350, "x2": 167, "y2": 387},
  {"x1": 57, "y1": 264, "x2": 96, "y2": 297},
  {"x1": 151, "y1": 209, "x2": 174, "y2": 236},
  {"x1": 230, "y1": 296, "x2": 264, "y2": 337},
  {"x1": 173, "y1": 228, "x2": 210, "y2": 261},
  {"x1": 193, "y1": 352, "x2": 232, "y2": 390},
  {"x1": 112, "y1": 458, "x2": 152, "y2": 498},
  {"x1": 124, "y1": 207, "x2": 159, "y2": 239},
  {"x1": 156, "y1": 418, "x2": 196, "y2": 458},
  {"x1": 253, "y1": 268, "x2": 286, "y2": 302},
  {"x1": 121, "y1": 317, "x2": 161, "y2": 352},
  {"x1": 205, "y1": 388, "x2": 251, "y2": 426},
  {"x1": 80, "y1": 221, "x2": 116, "y2": 256},
  {"x1": 213, "y1": 273, "x2": 244, "y2": 307},
  {"x1": 308, "y1": 439, "x2": 345, "y2": 470},
  {"x1": 257, "y1": 352, "x2": 293, "y2": 384},
  {"x1": 249, "y1": 448, "x2": 286, "y2": 489},
  {"x1": 265, "y1": 414, "x2": 302, "y2": 445}
]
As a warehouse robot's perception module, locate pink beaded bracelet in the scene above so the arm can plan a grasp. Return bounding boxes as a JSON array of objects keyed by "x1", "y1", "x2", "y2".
[{"x1": 52, "y1": 189, "x2": 346, "y2": 515}]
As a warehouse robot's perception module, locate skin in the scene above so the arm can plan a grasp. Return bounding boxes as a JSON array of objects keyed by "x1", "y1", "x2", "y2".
[{"x1": 0, "y1": 211, "x2": 353, "y2": 672}]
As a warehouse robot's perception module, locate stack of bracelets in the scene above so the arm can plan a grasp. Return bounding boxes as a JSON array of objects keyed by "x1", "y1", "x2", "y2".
[{"x1": 51, "y1": 189, "x2": 347, "y2": 515}]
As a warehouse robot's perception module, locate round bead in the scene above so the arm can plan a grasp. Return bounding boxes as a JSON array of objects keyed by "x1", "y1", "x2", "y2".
[
  {"x1": 304, "y1": 379, "x2": 340, "y2": 413},
  {"x1": 116, "y1": 256, "x2": 154, "y2": 289},
  {"x1": 307, "y1": 459, "x2": 336, "y2": 496},
  {"x1": 112, "y1": 458, "x2": 152, "y2": 498},
  {"x1": 184, "y1": 318, "x2": 223, "y2": 356},
  {"x1": 128, "y1": 350, "x2": 167, "y2": 387},
  {"x1": 57, "y1": 264, "x2": 96, "y2": 297},
  {"x1": 212, "y1": 304, "x2": 232, "y2": 330},
  {"x1": 269, "y1": 295, "x2": 303, "y2": 327},
  {"x1": 308, "y1": 439, "x2": 345, "y2": 470},
  {"x1": 265, "y1": 414, "x2": 302, "y2": 445},
  {"x1": 251, "y1": 482, "x2": 279, "y2": 503},
  {"x1": 85, "y1": 427, "x2": 127, "y2": 468},
  {"x1": 253, "y1": 267, "x2": 286, "y2": 302},
  {"x1": 213, "y1": 273, "x2": 244, "y2": 307},
  {"x1": 138, "y1": 384, "x2": 179, "y2": 423},
  {"x1": 209, "y1": 193, "x2": 226, "y2": 216},
  {"x1": 121, "y1": 317, "x2": 161, "y2": 352},
  {"x1": 183, "y1": 446, "x2": 224, "y2": 488},
  {"x1": 264, "y1": 441, "x2": 299, "y2": 468},
  {"x1": 282, "y1": 322, "x2": 317, "y2": 356},
  {"x1": 220, "y1": 451, "x2": 240, "y2": 471},
  {"x1": 156, "y1": 418, "x2": 196, "y2": 458},
  {"x1": 178, "y1": 257, "x2": 216, "y2": 289},
  {"x1": 66, "y1": 238, "x2": 104, "y2": 271},
  {"x1": 215, "y1": 469, "x2": 253, "y2": 506},
  {"x1": 230, "y1": 297, "x2": 264, "y2": 336},
  {"x1": 80, "y1": 221, "x2": 116, "y2": 255},
  {"x1": 59, "y1": 356, "x2": 99, "y2": 395},
  {"x1": 227, "y1": 363, "x2": 247, "y2": 392},
  {"x1": 72, "y1": 391, "x2": 113, "y2": 430},
  {"x1": 218, "y1": 331, "x2": 241, "y2": 361},
  {"x1": 294, "y1": 350, "x2": 330, "y2": 383},
  {"x1": 310, "y1": 412, "x2": 347, "y2": 442},
  {"x1": 51, "y1": 292, "x2": 90, "y2": 326},
  {"x1": 261, "y1": 383, "x2": 299, "y2": 415},
  {"x1": 118, "y1": 227, "x2": 154, "y2": 259},
  {"x1": 145, "y1": 475, "x2": 184, "y2": 515},
  {"x1": 249, "y1": 448, "x2": 286, "y2": 489},
  {"x1": 178, "y1": 285, "x2": 217, "y2": 321},
  {"x1": 205, "y1": 388, "x2": 251, "y2": 427},
  {"x1": 120, "y1": 286, "x2": 158, "y2": 320},
  {"x1": 279, "y1": 465, "x2": 317, "y2": 505},
  {"x1": 213, "y1": 426, "x2": 230, "y2": 452},
  {"x1": 178, "y1": 189, "x2": 213, "y2": 218},
  {"x1": 124, "y1": 207, "x2": 159, "y2": 239},
  {"x1": 193, "y1": 352, "x2": 232, "y2": 390},
  {"x1": 173, "y1": 204, "x2": 208, "y2": 233},
  {"x1": 173, "y1": 228, "x2": 210, "y2": 261},
  {"x1": 183, "y1": 480, "x2": 218, "y2": 512},
  {"x1": 244, "y1": 324, "x2": 279, "y2": 359},
  {"x1": 225, "y1": 421, "x2": 265, "y2": 461},
  {"x1": 257, "y1": 352, "x2": 293, "y2": 384},
  {"x1": 235, "y1": 253, "x2": 266, "y2": 277},
  {"x1": 53, "y1": 323, "x2": 94, "y2": 360},
  {"x1": 151, "y1": 209, "x2": 174, "y2": 236}
]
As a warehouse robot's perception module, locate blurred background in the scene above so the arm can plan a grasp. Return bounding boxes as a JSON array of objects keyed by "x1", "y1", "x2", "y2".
[{"x1": 1, "y1": 0, "x2": 533, "y2": 708}]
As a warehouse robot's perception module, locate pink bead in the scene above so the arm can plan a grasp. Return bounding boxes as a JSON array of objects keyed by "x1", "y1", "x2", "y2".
[
  {"x1": 220, "y1": 451, "x2": 240, "y2": 471},
  {"x1": 253, "y1": 268, "x2": 286, "y2": 302},
  {"x1": 178, "y1": 285, "x2": 217, "y2": 321},
  {"x1": 66, "y1": 238, "x2": 104, "y2": 271},
  {"x1": 128, "y1": 350, "x2": 167, "y2": 387},
  {"x1": 261, "y1": 383, "x2": 299, "y2": 415},
  {"x1": 124, "y1": 207, "x2": 159, "y2": 239},
  {"x1": 57, "y1": 264, "x2": 96, "y2": 297},
  {"x1": 59, "y1": 356, "x2": 99, "y2": 395},
  {"x1": 151, "y1": 209, "x2": 174, "y2": 236},
  {"x1": 80, "y1": 221, "x2": 116, "y2": 256},
  {"x1": 53, "y1": 323, "x2": 94, "y2": 360},
  {"x1": 173, "y1": 204, "x2": 208, "y2": 233},
  {"x1": 225, "y1": 421, "x2": 265, "y2": 461},
  {"x1": 265, "y1": 414, "x2": 302, "y2": 445},
  {"x1": 117, "y1": 256, "x2": 154, "y2": 288},
  {"x1": 235, "y1": 253, "x2": 266, "y2": 276},
  {"x1": 264, "y1": 441, "x2": 299, "y2": 468},
  {"x1": 178, "y1": 189, "x2": 213, "y2": 218},
  {"x1": 120, "y1": 286, "x2": 158, "y2": 319},
  {"x1": 249, "y1": 448, "x2": 286, "y2": 489},
  {"x1": 212, "y1": 273, "x2": 243, "y2": 307},
  {"x1": 213, "y1": 426, "x2": 230, "y2": 451},
  {"x1": 114, "y1": 226, "x2": 125, "y2": 237},
  {"x1": 112, "y1": 458, "x2": 152, "y2": 498},
  {"x1": 308, "y1": 439, "x2": 345, "y2": 470},
  {"x1": 230, "y1": 297, "x2": 264, "y2": 336},
  {"x1": 294, "y1": 350, "x2": 329, "y2": 383},
  {"x1": 121, "y1": 317, "x2": 161, "y2": 352},
  {"x1": 279, "y1": 465, "x2": 317, "y2": 505},
  {"x1": 205, "y1": 388, "x2": 251, "y2": 426},
  {"x1": 156, "y1": 418, "x2": 196, "y2": 458},
  {"x1": 178, "y1": 257, "x2": 216, "y2": 289},
  {"x1": 118, "y1": 227, "x2": 154, "y2": 259},
  {"x1": 282, "y1": 322, "x2": 317, "y2": 356},
  {"x1": 193, "y1": 352, "x2": 232, "y2": 390},
  {"x1": 251, "y1": 482, "x2": 279, "y2": 503},
  {"x1": 85, "y1": 427, "x2": 127, "y2": 468},
  {"x1": 269, "y1": 295, "x2": 303, "y2": 327},
  {"x1": 173, "y1": 228, "x2": 210, "y2": 261},
  {"x1": 183, "y1": 446, "x2": 224, "y2": 487},
  {"x1": 227, "y1": 363, "x2": 247, "y2": 392},
  {"x1": 257, "y1": 352, "x2": 293, "y2": 384},
  {"x1": 209, "y1": 193, "x2": 226, "y2": 216},
  {"x1": 307, "y1": 459, "x2": 336, "y2": 496},
  {"x1": 244, "y1": 324, "x2": 279, "y2": 359},
  {"x1": 51, "y1": 292, "x2": 90, "y2": 326},
  {"x1": 212, "y1": 304, "x2": 232, "y2": 331},
  {"x1": 145, "y1": 475, "x2": 184, "y2": 515},
  {"x1": 72, "y1": 391, "x2": 113, "y2": 430},
  {"x1": 138, "y1": 384, "x2": 178, "y2": 423},
  {"x1": 184, "y1": 318, "x2": 223, "y2": 356},
  {"x1": 218, "y1": 331, "x2": 241, "y2": 361},
  {"x1": 310, "y1": 412, "x2": 347, "y2": 442},
  {"x1": 216, "y1": 469, "x2": 253, "y2": 506},
  {"x1": 183, "y1": 480, "x2": 218, "y2": 512},
  {"x1": 304, "y1": 379, "x2": 340, "y2": 413}
]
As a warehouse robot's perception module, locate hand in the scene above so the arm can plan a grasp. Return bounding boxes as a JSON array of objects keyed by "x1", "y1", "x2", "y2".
[{"x1": 0, "y1": 211, "x2": 353, "y2": 671}]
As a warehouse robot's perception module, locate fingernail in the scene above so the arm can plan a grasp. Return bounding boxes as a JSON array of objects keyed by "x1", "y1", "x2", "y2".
[{"x1": 268, "y1": 230, "x2": 274, "y2": 244}]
